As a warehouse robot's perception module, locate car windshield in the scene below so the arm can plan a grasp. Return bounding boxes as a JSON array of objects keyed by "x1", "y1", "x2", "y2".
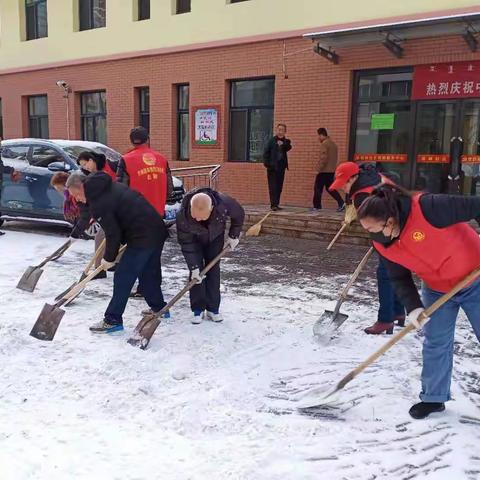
[{"x1": 61, "y1": 145, "x2": 121, "y2": 164}]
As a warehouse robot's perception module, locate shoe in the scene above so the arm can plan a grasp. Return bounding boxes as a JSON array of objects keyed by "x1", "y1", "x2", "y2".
[
  {"x1": 92, "y1": 270, "x2": 107, "y2": 280},
  {"x1": 204, "y1": 311, "x2": 223, "y2": 323},
  {"x1": 0, "y1": 231, "x2": 5, "y2": 236},
  {"x1": 191, "y1": 310, "x2": 203, "y2": 324},
  {"x1": 395, "y1": 315, "x2": 406, "y2": 327},
  {"x1": 129, "y1": 290, "x2": 144, "y2": 298},
  {"x1": 309, "y1": 208, "x2": 321, "y2": 212},
  {"x1": 336, "y1": 204, "x2": 346, "y2": 212},
  {"x1": 271, "y1": 206, "x2": 279, "y2": 211},
  {"x1": 409, "y1": 402, "x2": 445, "y2": 419},
  {"x1": 89, "y1": 320, "x2": 124, "y2": 334},
  {"x1": 276, "y1": 206, "x2": 283, "y2": 210},
  {"x1": 141, "y1": 308, "x2": 171, "y2": 319},
  {"x1": 364, "y1": 321, "x2": 394, "y2": 335}
]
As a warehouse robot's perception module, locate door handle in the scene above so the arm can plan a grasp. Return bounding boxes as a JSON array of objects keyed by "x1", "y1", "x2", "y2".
[{"x1": 25, "y1": 175, "x2": 38, "y2": 182}]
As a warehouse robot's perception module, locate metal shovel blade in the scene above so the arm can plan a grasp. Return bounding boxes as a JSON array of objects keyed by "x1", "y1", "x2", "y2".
[
  {"x1": 296, "y1": 385, "x2": 341, "y2": 410},
  {"x1": 54, "y1": 280, "x2": 78, "y2": 302},
  {"x1": 29, "y1": 303, "x2": 66, "y2": 341},
  {"x1": 313, "y1": 310, "x2": 348, "y2": 338},
  {"x1": 16, "y1": 266, "x2": 44, "y2": 292},
  {"x1": 127, "y1": 315, "x2": 161, "y2": 350}
]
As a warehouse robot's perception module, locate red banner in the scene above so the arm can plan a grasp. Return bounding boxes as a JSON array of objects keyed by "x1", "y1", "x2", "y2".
[
  {"x1": 412, "y1": 61, "x2": 480, "y2": 100},
  {"x1": 416, "y1": 154, "x2": 449, "y2": 164},
  {"x1": 354, "y1": 153, "x2": 407, "y2": 163},
  {"x1": 462, "y1": 155, "x2": 480, "y2": 164}
]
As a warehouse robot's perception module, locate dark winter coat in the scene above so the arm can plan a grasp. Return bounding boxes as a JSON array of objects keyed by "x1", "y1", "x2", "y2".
[
  {"x1": 84, "y1": 172, "x2": 167, "y2": 262},
  {"x1": 263, "y1": 136, "x2": 292, "y2": 171},
  {"x1": 176, "y1": 188, "x2": 245, "y2": 270}
]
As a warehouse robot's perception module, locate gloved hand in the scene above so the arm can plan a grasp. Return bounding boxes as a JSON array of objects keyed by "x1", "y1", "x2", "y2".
[
  {"x1": 101, "y1": 258, "x2": 116, "y2": 270},
  {"x1": 344, "y1": 204, "x2": 357, "y2": 226},
  {"x1": 225, "y1": 237, "x2": 240, "y2": 251},
  {"x1": 191, "y1": 268, "x2": 204, "y2": 284},
  {"x1": 85, "y1": 221, "x2": 101, "y2": 237},
  {"x1": 407, "y1": 307, "x2": 428, "y2": 330}
]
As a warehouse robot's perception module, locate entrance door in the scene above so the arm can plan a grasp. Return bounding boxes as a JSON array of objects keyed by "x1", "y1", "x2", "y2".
[
  {"x1": 413, "y1": 101, "x2": 459, "y2": 193},
  {"x1": 459, "y1": 100, "x2": 480, "y2": 196}
]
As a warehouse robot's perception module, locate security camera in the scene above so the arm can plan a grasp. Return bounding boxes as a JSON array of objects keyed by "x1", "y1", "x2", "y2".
[{"x1": 56, "y1": 80, "x2": 69, "y2": 89}]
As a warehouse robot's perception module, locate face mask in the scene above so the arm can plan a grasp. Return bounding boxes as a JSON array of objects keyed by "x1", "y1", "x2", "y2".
[{"x1": 369, "y1": 231, "x2": 393, "y2": 244}]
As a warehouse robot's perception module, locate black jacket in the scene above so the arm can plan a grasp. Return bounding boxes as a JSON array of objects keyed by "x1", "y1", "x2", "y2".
[
  {"x1": 84, "y1": 172, "x2": 167, "y2": 262},
  {"x1": 347, "y1": 165, "x2": 383, "y2": 209},
  {"x1": 176, "y1": 188, "x2": 245, "y2": 270},
  {"x1": 263, "y1": 136, "x2": 292, "y2": 171},
  {"x1": 374, "y1": 193, "x2": 480, "y2": 313}
]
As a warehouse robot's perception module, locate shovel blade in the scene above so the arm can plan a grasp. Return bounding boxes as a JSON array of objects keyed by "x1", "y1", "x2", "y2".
[
  {"x1": 296, "y1": 385, "x2": 341, "y2": 410},
  {"x1": 313, "y1": 310, "x2": 348, "y2": 338},
  {"x1": 127, "y1": 315, "x2": 161, "y2": 350},
  {"x1": 30, "y1": 303, "x2": 65, "y2": 341},
  {"x1": 54, "y1": 281, "x2": 78, "y2": 302},
  {"x1": 16, "y1": 266, "x2": 44, "y2": 292}
]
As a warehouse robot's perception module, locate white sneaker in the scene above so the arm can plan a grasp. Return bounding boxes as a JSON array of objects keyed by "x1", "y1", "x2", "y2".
[
  {"x1": 204, "y1": 311, "x2": 223, "y2": 323},
  {"x1": 191, "y1": 311, "x2": 203, "y2": 324}
]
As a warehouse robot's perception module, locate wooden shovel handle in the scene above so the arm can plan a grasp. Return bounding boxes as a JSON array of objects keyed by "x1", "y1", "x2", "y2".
[
  {"x1": 337, "y1": 266, "x2": 480, "y2": 391},
  {"x1": 84, "y1": 238, "x2": 106, "y2": 275},
  {"x1": 339, "y1": 247, "x2": 374, "y2": 299},
  {"x1": 37, "y1": 239, "x2": 73, "y2": 268},
  {"x1": 326, "y1": 223, "x2": 347, "y2": 251}
]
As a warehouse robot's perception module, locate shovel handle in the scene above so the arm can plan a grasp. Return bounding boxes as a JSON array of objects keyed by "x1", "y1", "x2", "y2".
[
  {"x1": 84, "y1": 238, "x2": 106, "y2": 275},
  {"x1": 57, "y1": 245, "x2": 127, "y2": 306},
  {"x1": 37, "y1": 239, "x2": 73, "y2": 269},
  {"x1": 339, "y1": 247, "x2": 374, "y2": 299},
  {"x1": 336, "y1": 266, "x2": 480, "y2": 392},
  {"x1": 326, "y1": 223, "x2": 347, "y2": 251}
]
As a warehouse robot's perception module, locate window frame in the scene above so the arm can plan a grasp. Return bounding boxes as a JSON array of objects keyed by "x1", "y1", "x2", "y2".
[
  {"x1": 25, "y1": 0, "x2": 48, "y2": 40},
  {"x1": 229, "y1": 77, "x2": 275, "y2": 163},
  {"x1": 177, "y1": 84, "x2": 190, "y2": 161},
  {"x1": 80, "y1": 90, "x2": 107, "y2": 143},
  {"x1": 28, "y1": 95, "x2": 49, "y2": 139},
  {"x1": 138, "y1": 87, "x2": 150, "y2": 132},
  {"x1": 79, "y1": 0, "x2": 106, "y2": 31}
]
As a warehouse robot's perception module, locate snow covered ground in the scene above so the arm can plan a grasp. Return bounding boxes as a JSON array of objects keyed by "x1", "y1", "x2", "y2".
[{"x1": 1, "y1": 227, "x2": 480, "y2": 480}]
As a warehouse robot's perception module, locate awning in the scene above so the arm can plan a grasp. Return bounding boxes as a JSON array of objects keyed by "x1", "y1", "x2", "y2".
[{"x1": 303, "y1": 12, "x2": 480, "y2": 62}]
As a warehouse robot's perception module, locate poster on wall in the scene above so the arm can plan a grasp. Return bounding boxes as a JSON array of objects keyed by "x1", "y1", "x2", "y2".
[{"x1": 194, "y1": 107, "x2": 219, "y2": 145}]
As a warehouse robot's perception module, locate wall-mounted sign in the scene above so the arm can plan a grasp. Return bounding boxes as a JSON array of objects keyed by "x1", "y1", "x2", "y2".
[
  {"x1": 412, "y1": 61, "x2": 480, "y2": 100},
  {"x1": 371, "y1": 113, "x2": 395, "y2": 130},
  {"x1": 462, "y1": 154, "x2": 480, "y2": 164},
  {"x1": 194, "y1": 107, "x2": 219, "y2": 146},
  {"x1": 416, "y1": 154, "x2": 450, "y2": 164},
  {"x1": 354, "y1": 153, "x2": 407, "y2": 163}
]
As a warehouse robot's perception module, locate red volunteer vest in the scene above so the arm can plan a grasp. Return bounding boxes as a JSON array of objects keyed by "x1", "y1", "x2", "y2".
[
  {"x1": 374, "y1": 194, "x2": 480, "y2": 293},
  {"x1": 123, "y1": 145, "x2": 168, "y2": 216},
  {"x1": 102, "y1": 162, "x2": 117, "y2": 181},
  {"x1": 351, "y1": 174, "x2": 393, "y2": 202}
]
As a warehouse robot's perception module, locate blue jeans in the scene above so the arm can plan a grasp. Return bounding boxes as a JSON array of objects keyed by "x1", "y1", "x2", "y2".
[
  {"x1": 377, "y1": 257, "x2": 404, "y2": 323},
  {"x1": 420, "y1": 278, "x2": 480, "y2": 403},
  {"x1": 105, "y1": 246, "x2": 166, "y2": 325}
]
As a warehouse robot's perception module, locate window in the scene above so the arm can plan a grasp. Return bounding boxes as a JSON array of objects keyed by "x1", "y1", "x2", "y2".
[
  {"x1": 79, "y1": 0, "x2": 106, "y2": 31},
  {"x1": 81, "y1": 91, "x2": 107, "y2": 144},
  {"x1": 176, "y1": 0, "x2": 191, "y2": 14},
  {"x1": 0, "y1": 99, "x2": 3, "y2": 139},
  {"x1": 137, "y1": 0, "x2": 150, "y2": 20},
  {"x1": 1, "y1": 145, "x2": 29, "y2": 163},
  {"x1": 28, "y1": 95, "x2": 49, "y2": 139},
  {"x1": 177, "y1": 85, "x2": 189, "y2": 160},
  {"x1": 138, "y1": 87, "x2": 150, "y2": 132},
  {"x1": 26, "y1": 0, "x2": 48, "y2": 40},
  {"x1": 229, "y1": 78, "x2": 274, "y2": 162},
  {"x1": 31, "y1": 145, "x2": 63, "y2": 168}
]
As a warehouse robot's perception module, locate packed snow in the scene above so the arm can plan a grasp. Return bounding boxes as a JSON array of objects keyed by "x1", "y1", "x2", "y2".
[{"x1": 1, "y1": 228, "x2": 480, "y2": 480}]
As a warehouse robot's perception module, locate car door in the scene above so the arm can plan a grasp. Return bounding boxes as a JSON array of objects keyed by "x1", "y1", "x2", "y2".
[
  {"x1": 26, "y1": 144, "x2": 70, "y2": 218},
  {"x1": 0, "y1": 144, "x2": 32, "y2": 214}
]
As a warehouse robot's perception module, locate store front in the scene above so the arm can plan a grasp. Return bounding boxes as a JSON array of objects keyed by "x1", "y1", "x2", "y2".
[{"x1": 350, "y1": 62, "x2": 480, "y2": 194}]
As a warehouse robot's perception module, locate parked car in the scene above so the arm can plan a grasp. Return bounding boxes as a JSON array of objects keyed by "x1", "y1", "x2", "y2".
[{"x1": 0, "y1": 139, "x2": 185, "y2": 228}]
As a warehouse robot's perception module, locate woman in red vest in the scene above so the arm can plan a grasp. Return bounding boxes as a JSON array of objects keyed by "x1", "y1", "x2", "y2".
[{"x1": 357, "y1": 184, "x2": 480, "y2": 419}]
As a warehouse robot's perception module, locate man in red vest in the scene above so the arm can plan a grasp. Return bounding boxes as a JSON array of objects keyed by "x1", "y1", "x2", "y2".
[{"x1": 117, "y1": 127, "x2": 168, "y2": 217}]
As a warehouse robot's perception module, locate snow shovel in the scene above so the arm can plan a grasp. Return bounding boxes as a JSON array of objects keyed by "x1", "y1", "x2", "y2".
[
  {"x1": 16, "y1": 239, "x2": 73, "y2": 292},
  {"x1": 313, "y1": 247, "x2": 374, "y2": 338},
  {"x1": 128, "y1": 246, "x2": 232, "y2": 350},
  {"x1": 246, "y1": 211, "x2": 272, "y2": 237},
  {"x1": 299, "y1": 266, "x2": 480, "y2": 409},
  {"x1": 54, "y1": 239, "x2": 106, "y2": 304},
  {"x1": 30, "y1": 246, "x2": 126, "y2": 341}
]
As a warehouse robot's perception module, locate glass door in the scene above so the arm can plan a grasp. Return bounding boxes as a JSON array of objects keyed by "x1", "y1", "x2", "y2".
[
  {"x1": 460, "y1": 100, "x2": 480, "y2": 196},
  {"x1": 413, "y1": 101, "x2": 459, "y2": 193}
]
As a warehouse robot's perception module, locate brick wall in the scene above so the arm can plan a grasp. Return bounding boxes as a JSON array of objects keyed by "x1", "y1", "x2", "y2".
[{"x1": 0, "y1": 34, "x2": 479, "y2": 207}]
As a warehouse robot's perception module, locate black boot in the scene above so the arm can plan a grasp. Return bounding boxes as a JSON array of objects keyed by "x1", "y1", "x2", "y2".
[{"x1": 409, "y1": 402, "x2": 445, "y2": 419}]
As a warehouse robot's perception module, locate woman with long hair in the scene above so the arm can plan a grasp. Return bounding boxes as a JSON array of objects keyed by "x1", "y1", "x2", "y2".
[{"x1": 357, "y1": 184, "x2": 480, "y2": 419}]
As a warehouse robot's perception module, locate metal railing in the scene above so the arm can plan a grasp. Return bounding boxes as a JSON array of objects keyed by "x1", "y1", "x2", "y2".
[{"x1": 171, "y1": 164, "x2": 221, "y2": 192}]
